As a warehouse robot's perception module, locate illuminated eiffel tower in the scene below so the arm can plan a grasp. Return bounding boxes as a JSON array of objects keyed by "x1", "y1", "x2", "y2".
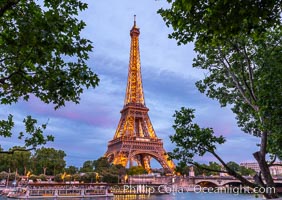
[{"x1": 104, "y1": 16, "x2": 175, "y2": 173}]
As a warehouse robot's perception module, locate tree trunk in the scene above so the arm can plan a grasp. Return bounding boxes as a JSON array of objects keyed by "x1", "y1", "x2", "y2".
[
  {"x1": 43, "y1": 167, "x2": 47, "y2": 176},
  {"x1": 253, "y1": 151, "x2": 278, "y2": 199}
]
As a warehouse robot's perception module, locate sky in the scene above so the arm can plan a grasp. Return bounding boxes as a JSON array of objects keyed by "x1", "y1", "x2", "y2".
[{"x1": 1, "y1": 0, "x2": 260, "y2": 168}]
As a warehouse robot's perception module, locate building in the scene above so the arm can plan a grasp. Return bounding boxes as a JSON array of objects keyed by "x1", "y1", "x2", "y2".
[{"x1": 240, "y1": 162, "x2": 282, "y2": 175}]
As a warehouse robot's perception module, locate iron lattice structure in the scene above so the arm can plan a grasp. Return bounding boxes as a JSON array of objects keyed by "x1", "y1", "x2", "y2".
[{"x1": 104, "y1": 17, "x2": 175, "y2": 173}]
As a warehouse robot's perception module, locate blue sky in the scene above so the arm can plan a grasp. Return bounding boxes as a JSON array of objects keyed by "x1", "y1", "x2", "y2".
[{"x1": 2, "y1": 0, "x2": 260, "y2": 168}]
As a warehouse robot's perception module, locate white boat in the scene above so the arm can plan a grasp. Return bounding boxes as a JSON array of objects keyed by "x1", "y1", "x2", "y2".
[
  {"x1": 1, "y1": 187, "x2": 14, "y2": 196},
  {"x1": 6, "y1": 183, "x2": 114, "y2": 199}
]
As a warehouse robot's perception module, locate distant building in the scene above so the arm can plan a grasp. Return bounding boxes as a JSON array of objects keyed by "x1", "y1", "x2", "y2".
[
  {"x1": 240, "y1": 162, "x2": 260, "y2": 172},
  {"x1": 240, "y1": 162, "x2": 282, "y2": 175}
]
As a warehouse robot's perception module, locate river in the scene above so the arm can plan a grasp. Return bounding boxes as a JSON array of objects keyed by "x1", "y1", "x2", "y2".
[
  {"x1": 0, "y1": 193, "x2": 263, "y2": 200},
  {"x1": 114, "y1": 193, "x2": 261, "y2": 200}
]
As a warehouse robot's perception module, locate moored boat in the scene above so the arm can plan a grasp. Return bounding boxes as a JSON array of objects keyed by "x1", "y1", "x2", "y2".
[{"x1": 6, "y1": 183, "x2": 114, "y2": 199}]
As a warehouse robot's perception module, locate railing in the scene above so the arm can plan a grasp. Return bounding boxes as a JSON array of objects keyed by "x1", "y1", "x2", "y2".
[{"x1": 108, "y1": 136, "x2": 162, "y2": 146}]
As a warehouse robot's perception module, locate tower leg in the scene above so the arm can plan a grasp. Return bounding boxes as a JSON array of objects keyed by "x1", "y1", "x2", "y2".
[{"x1": 143, "y1": 155, "x2": 152, "y2": 173}]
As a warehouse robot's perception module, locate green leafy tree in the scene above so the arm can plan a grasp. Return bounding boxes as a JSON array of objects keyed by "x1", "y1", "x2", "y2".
[
  {"x1": 0, "y1": 146, "x2": 31, "y2": 174},
  {"x1": 158, "y1": 0, "x2": 281, "y2": 45},
  {"x1": 0, "y1": 146, "x2": 9, "y2": 172},
  {"x1": 101, "y1": 174, "x2": 118, "y2": 183},
  {"x1": 92, "y1": 157, "x2": 125, "y2": 183},
  {"x1": 175, "y1": 165, "x2": 190, "y2": 176},
  {"x1": 227, "y1": 162, "x2": 240, "y2": 173},
  {"x1": 0, "y1": 0, "x2": 99, "y2": 152},
  {"x1": 78, "y1": 158, "x2": 125, "y2": 183},
  {"x1": 93, "y1": 157, "x2": 111, "y2": 173},
  {"x1": 239, "y1": 166, "x2": 256, "y2": 176},
  {"x1": 208, "y1": 162, "x2": 222, "y2": 176},
  {"x1": 101, "y1": 164, "x2": 126, "y2": 183},
  {"x1": 0, "y1": 171, "x2": 8, "y2": 180},
  {"x1": 80, "y1": 160, "x2": 94, "y2": 172},
  {"x1": 159, "y1": 1, "x2": 281, "y2": 199},
  {"x1": 169, "y1": 108, "x2": 264, "y2": 189},
  {"x1": 79, "y1": 172, "x2": 97, "y2": 183},
  {"x1": 127, "y1": 166, "x2": 147, "y2": 175},
  {"x1": 65, "y1": 165, "x2": 78, "y2": 175},
  {"x1": 31, "y1": 147, "x2": 66, "y2": 175}
]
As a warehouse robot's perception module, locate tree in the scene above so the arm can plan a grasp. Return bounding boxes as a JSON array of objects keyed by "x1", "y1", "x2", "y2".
[
  {"x1": 0, "y1": 0, "x2": 99, "y2": 151},
  {"x1": 65, "y1": 165, "x2": 78, "y2": 175},
  {"x1": 0, "y1": 146, "x2": 31, "y2": 174},
  {"x1": 80, "y1": 160, "x2": 94, "y2": 173},
  {"x1": 78, "y1": 157, "x2": 126, "y2": 183},
  {"x1": 193, "y1": 162, "x2": 221, "y2": 176},
  {"x1": 158, "y1": 0, "x2": 282, "y2": 46},
  {"x1": 227, "y1": 162, "x2": 240, "y2": 173},
  {"x1": 127, "y1": 166, "x2": 147, "y2": 175},
  {"x1": 79, "y1": 172, "x2": 97, "y2": 183},
  {"x1": 159, "y1": 1, "x2": 282, "y2": 199},
  {"x1": 239, "y1": 166, "x2": 256, "y2": 176},
  {"x1": 174, "y1": 165, "x2": 190, "y2": 176},
  {"x1": 32, "y1": 147, "x2": 66, "y2": 175},
  {"x1": 93, "y1": 157, "x2": 111, "y2": 173}
]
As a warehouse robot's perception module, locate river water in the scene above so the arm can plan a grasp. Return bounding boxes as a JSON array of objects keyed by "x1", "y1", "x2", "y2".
[
  {"x1": 0, "y1": 193, "x2": 263, "y2": 200},
  {"x1": 114, "y1": 193, "x2": 261, "y2": 200}
]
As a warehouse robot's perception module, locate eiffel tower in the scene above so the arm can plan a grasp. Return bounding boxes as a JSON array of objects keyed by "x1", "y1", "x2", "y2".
[{"x1": 105, "y1": 16, "x2": 175, "y2": 173}]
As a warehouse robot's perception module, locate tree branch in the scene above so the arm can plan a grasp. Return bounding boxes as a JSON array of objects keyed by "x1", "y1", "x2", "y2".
[
  {"x1": 0, "y1": 69, "x2": 25, "y2": 85},
  {"x1": 191, "y1": 162, "x2": 228, "y2": 174},
  {"x1": 268, "y1": 155, "x2": 277, "y2": 166},
  {"x1": 231, "y1": 43, "x2": 257, "y2": 103},
  {"x1": 0, "y1": 147, "x2": 35, "y2": 154},
  {"x1": 0, "y1": 56, "x2": 16, "y2": 63},
  {"x1": 210, "y1": 150, "x2": 258, "y2": 188},
  {"x1": 218, "y1": 47, "x2": 259, "y2": 111},
  {"x1": 269, "y1": 163, "x2": 282, "y2": 167},
  {"x1": 242, "y1": 45, "x2": 257, "y2": 101},
  {"x1": 254, "y1": 171, "x2": 265, "y2": 187}
]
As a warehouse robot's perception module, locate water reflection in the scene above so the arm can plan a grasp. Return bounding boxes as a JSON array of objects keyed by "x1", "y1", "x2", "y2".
[
  {"x1": 113, "y1": 193, "x2": 261, "y2": 200},
  {"x1": 0, "y1": 193, "x2": 267, "y2": 200},
  {"x1": 114, "y1": 194, "x2": 171, "y2": 200}
]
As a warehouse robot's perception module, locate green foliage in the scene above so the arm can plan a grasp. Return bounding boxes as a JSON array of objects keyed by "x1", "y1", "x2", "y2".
[
  {"x1": 54, "y1": 174, "x2": 63, "y2": 182},
  {"x1": 226, "y1": 161, "x2": 240, "y2": 172},
  {"x1": 175, "y1": 165, "x2": 190, "y2": 176},
  {"x1": 38, "y1": 174, "x2": 47, "y2": 181},
  {"x1": 0, "y1": 0, "x2": 99, "y2": 150},
  {"x1": 169, "y1": 107, "x2": 225, "y2": 165},
  {"x1": 239, "y1": 166, "x2": 256, "y2": 176},
  {"x1": 194, "y1": 162, "x2": 222, "y2": 176},
  {"x1": 65, "y1": 165, "x2": 78, "y2": 175},
  {"x1": 0, "y1": 171, "x2": 8, "y2": 180},
  {"x1": 127, "y1": 166, "x2": 148, "y2": 175},
  {"x1": 227, "y1": 162, "x2": 256, "y2": 176},
  {"x1": 32, "y1": 147, "x2": 66, "y2": 175},
  {"x1": 21, "y1": 116, "x2": 54, "y2": 149},
  {"x1": 79, "y1": 157, "x2": 126, "y2": 183},
  {"x1": 80, "y1": 160, "x2": 94, "y2": 172},
  {"x1": 158, "y1": 0, "x2": 282, "y2": 46},
  {"x1": 102, "y1": 173, "x2": 118, "y2": 183},
  {"x1": 93, "y1": 157, "x2": 111, "y2": 173},
  {"x1": 0, "y1": 146, "x2": 66, "y2": 176},
  {"x1": 0, "y1": 114, "x2": 14, "y2": 138},
  {"x1": 159, "y1": 0, "x2": 282, "y2": 158},
  {"x1": 0, "y1": 146, "x2": 31, "y2": 174},
  {"x1": 159, "y1": 2, "x2": 281, "y2": 198},
  {"x1": 79, "y1": 172, "x2": 97, "y2": 183}
]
